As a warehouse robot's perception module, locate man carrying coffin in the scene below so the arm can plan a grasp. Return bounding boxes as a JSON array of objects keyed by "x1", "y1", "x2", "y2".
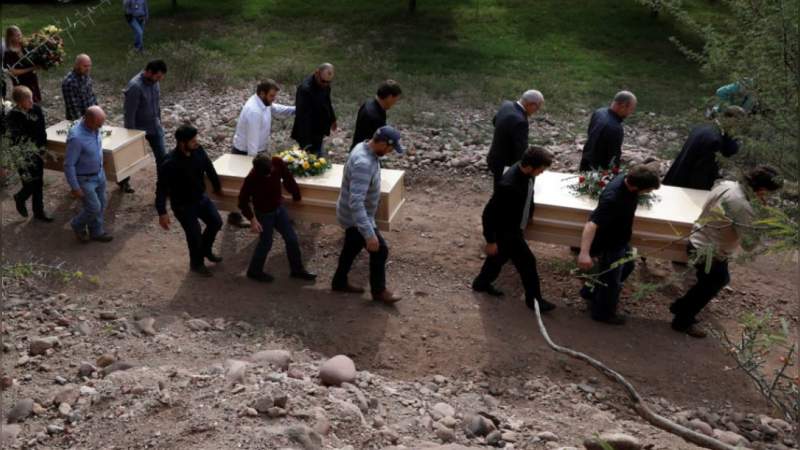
[
  {"x1": 291, "y1": 63, "x2": 336, "y2": 157},
  {"x1": 332, "y1": 126, "x2": 404, "y2": 305},
  {"x1": 486, "y1": 90, "x2": 544, "y2": 186},
  {"x1": 350, "y1": 80, "x2": 402, "y2": 150},
  {"x1": 156, "y1": 125, "x2": 224, "y2": 277},
  {"x1": 670, "y1": 166, "x2": 782, "y2": 338},
  {"x1": 579, "y1": 91, "x2": 637, "y2": 171},
  {"x1": 577, "y1": 164, "x2": 661, "y2": 325},
  {"x1": 228, "y1": 79, "x2": 296, "y2": 228},
  {"x1": 472, "y1": 146, "x2": 557, "y2": 313}
]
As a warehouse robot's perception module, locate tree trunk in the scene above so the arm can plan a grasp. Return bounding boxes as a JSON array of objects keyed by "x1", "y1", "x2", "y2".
[
  {"x1": 172, "y1": 0, "x2": 178, "y2": 10},
  {"x1": 409, "y1": 0, "x2": 417, "y2": 13}
]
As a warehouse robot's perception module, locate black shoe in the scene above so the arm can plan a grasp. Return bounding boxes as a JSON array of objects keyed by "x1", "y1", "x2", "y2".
[
  {"x1": 671, "y1": 322, "x2": 708, "y2": 338},
  {"x1": 91, "y1": 234, "x2": 114, "y2": 243},
  {"x1": 227, "y1": 213, "x2": 250, "y2": 228},
  {"x1": 592, "y1": 314, "x2": 627, "y2": 325},
  {"x1": 579, "y1": 286, "x2": 594, "y2": 301},
  {"x1": 332, "y1": 283, "x2": 365, "y2": 294},
  {"x1": 526, "y1": 297, "x2": 556, "y2": 313},
  {"x1": 118, "y1": 180, "x2": 135, "y2": 194},
  {"x1": 247, "y1": 272, "x2": 274, "y2": 283},
  {"x1": 205, "y1": 253, "x2": 223, "y2": 263},
  {"x1": 74, "y1": 228, "x2": 90, "y2": 244},
  {"x1": 33, "y1": 212, "x2": 54, "y2": 222},
  {"x1": 290, "y1": 270, "x2": 317, "y2": 281},
  {"x1": 192, "y1": 265, "x2": 213, "y2": 277},
  {"x1": 472, "y1": 281, "x2": 504, "y2": 297},
  {"x1": 13, "y1": 193, "x2": 28, "y2": 217}
]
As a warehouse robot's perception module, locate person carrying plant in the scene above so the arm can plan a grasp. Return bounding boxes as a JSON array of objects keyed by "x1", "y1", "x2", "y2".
[
  {"x1": 577, "y1": 164, "x2": 661, "y2": 325},
  {"x1": 669, "y1": 166, "x2": 783, "y2": 338},
  {"x1": 237, "y1": 153, "x2": 316, "y2": 283}
]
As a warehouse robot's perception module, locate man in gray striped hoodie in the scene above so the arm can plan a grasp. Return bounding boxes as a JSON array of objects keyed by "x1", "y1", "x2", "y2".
[{"x1": 332, "y1": 126, "x2": 405, "y2": 305}]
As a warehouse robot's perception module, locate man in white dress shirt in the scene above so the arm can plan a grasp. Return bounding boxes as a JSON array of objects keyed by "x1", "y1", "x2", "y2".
[{"x1": 229, "y1": 79, "x2": 296, "y2": 227}]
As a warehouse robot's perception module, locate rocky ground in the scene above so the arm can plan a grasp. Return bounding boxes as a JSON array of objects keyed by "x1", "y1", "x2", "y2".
[{"x1": 1, "y1": 79, "x2": 798, "y2": 449}]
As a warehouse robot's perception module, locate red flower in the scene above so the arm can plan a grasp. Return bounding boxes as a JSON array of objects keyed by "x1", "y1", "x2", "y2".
[
  {"x1": 602, "y1": 171, "x2": 608, "y2": 176},
  {"x1": 578, "y1": 176, "x2": 586, "y2": 183},
  {"x1": 612, "y1": 167, "x2": 620, "y2": 174},
  {"x1": 598, "y1": 181, "x2": 606, "y2": 188}
]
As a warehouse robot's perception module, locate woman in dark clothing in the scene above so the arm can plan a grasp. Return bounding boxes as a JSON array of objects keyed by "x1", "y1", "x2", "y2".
[
  {"x1": 7, "y1": 85, "x2": 52, "y2": 221},
  {"x1": 3, "y1": 26, "x2": 42, "y2": 104}
]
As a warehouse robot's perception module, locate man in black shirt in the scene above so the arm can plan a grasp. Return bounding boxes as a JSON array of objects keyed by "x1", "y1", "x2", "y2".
[
  {"x1": 472, "y1": 146, "x2": 557, "y2": 313},
  {"x1": 351, "y1": 80, "x2": 402, "y2": 150},
  {"x1": 486, "y1": 90, "x2": 544, "y2": 186},
  {"x1": 155, "y1": 125, "x2": 223, "y2": 277},
  {"x1": 291, "y1": 63, "x2": 337, "y2": 156},
  {"x1": 579, "y1": 91, "x2": 637, "y2": 171},
  {"x1": 662, "y1": 106, "x2": 744, "y2": 190},
  {"x1": 577, "y1": 164, "x2": 660, "y2": 324}
]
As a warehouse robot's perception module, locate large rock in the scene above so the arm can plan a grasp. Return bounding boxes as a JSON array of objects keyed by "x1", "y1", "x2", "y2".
[
  {"x1": 29, "y1": 336, "x2": 60, "y2": 355},
  {"x1": 186, "y1": 318, "x2": 212, "y2": 331},
  {"x1": 713, "y1": 429, "x2": 748, "y2": 446},
  {"x1": 430, "y1": 402, "x2": 456, "y2": 420},
  {"x1": 53, "y1": 385, "x2": 81, "y2": 406},
  {"x1": 103, "y1": 361, "x2": 135, "y2": 376},
  {"x1": 319, "y1": 355, "x2": 356, "y2": 386},
  {"x1": 250, "y1": 349, "x2": 292, "y2": 370},
  {"x1": 6, "y1": 398, "x2": 34, "y2": 423},
  {"x1": 136, "y1": 317, "x2": 157, "y2": 336},
  {"x1": 286, "y1": 425, "x2": 323, "y2": 450},
  {"x1": 224, "y1": 359, "x2": 249, "y2": 385},
  {"x1": 464, "y1": 413, "x2": 496, "y2": 437},
  {"x1": 584, "y1": 432, "x2": 641, "y2": 450}
]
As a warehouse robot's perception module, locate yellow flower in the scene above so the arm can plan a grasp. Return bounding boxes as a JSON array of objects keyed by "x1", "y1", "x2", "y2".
[
  {"x1": 302, "y1": 162, "x2": 310, "y2": 170},
  {"x1": 314, "y1": 162, "x2": 321, "y2": 169},
  {"x1": 286, "y1": 156, "x2": 294, "y2": 163},
  {"x1": 319, "y1": 158, "x2": 327, "y2": 165}
]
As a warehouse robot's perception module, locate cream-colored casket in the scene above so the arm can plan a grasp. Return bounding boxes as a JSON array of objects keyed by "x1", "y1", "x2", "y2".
[
  {"x1": 45, "y1": 120, "x2": 150, "y2": 183},
  {"x1": 207, "y1": 154, "x2": 406, "y2": 231},
  {"x1": 527, "y1": 171, "x2": 709, "y2": 262}
]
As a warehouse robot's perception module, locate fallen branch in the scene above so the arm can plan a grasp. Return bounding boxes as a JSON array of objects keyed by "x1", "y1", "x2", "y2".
[{"x1": 532, "y1": 301, "x2": 740, "y2": 450}]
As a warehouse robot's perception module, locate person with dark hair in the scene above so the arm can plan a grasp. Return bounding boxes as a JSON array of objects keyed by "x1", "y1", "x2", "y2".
[
  {"x1": 291, "y1": 63, "x2": 336, "y2": 156},
  {"x1": 228, "y1": 79, "x2": 296, "y2": 227},
  {"x1": 8, "y1": 86, "x2": 52, "y2": 222},
  {"x1": 473, "y1": 146, "x2": 557, "y2": 313},
  {"x1": 332, "y1": 126, "x2": 405, "y2": 304},
  {"x1": 155, "y1": 125, "x2": 223, "y2": 277},
  {"x1": 579, "y1": 91, "x2": 637, "y2": 171},
  {"x1": 122, "y1": 59, "x2": 168, "y2": 193},
  {"x1": 123, "y1": 0, "x2": 149, "y2": 52},
  {"x1": 669, "y1": 165, "x2": 783, "y2": 338},
  {"x1": 663, "y1": 106, "x2": 745, "y2": 190},
  {"x1": 237, "y1": 153, "x2": 316, "y2": 283},
  {"x1": 62, "y1": 54, "x2": 98, "y2": 121},
  {"x1": 350, "y1": 80, "x2": 402, "y2": 150},
  {"x1": 486, "y1": 90, "x2": 544, "y2": 186},
  {"x1": 3, "y1": 26, "x2": 41, "y2": 104},
  {"x1": 577, "y1": 163, "x2": 660, "y2": 324},
  {"x1": 65, "y1": 106, "x2": 113, "y2": 243}
]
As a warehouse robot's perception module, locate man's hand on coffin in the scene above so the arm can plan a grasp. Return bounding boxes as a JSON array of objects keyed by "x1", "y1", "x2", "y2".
[
  {"x1": 485, "y1": 243, "x2": 498, "y2": 256},
  {"x1": 366, "y1": 236, "x2": 380, "y2": 253},
  {"x1": 250, "y1": 218, "x2": 263, "y2": 234},
  {"x1": 159, "y1": 214, "x2": 171, "y2": 230},
  {"x1": 71, "y1": 189, "x2": 84, "y2": 199},
  {"x1": 577, "y1": 251, "x2": 593, "y2": 270}
]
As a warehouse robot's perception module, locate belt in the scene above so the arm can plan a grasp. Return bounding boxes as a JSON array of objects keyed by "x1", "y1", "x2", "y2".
[{"x1": 77, "y1": 172, "x2": 99, "y2": 177}]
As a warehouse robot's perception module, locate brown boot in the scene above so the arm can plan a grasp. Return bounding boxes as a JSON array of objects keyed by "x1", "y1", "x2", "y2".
[{"x1": 372, "y1": 290, "x2": 401, "y2": 305}]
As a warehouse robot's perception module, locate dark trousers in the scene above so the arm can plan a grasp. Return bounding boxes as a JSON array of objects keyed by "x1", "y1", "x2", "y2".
[
  {"x1": 173, "y1": 196, "x2": 223, "y2": 269},
  {"x1": 488, "y1": 162, "x2": 505, "y2": 188},
  {"x1": 297, "y1": 138, "x2": 325, "y2": 157},
  {"x1": 15, "y1": 155, "x2": 45, "y2": 215},
  {"x1": 671, "y1": 247, "x2": 730, "y2": 329},
  {"x1": 586, "y1": 245, "x2": 635, "y2": 320},
  {"x1": 473, "y1": 232, "x2": 543, "y2": 302},
  {"x1": 119, "y1": 129, "x2": 165, "y2": 187},
  {"x1": 247, "y1": 206, "x2": 304, "y2": 276},
  {"x1": 332, "y1": 227, "x2": 388, "y2": 294}
]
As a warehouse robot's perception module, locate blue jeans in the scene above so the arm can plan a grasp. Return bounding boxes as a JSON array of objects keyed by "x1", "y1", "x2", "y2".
[
  {"x1": 128, "y1": 17, "x2": 145, "y2": 51},
  {"x1": 173, "y1": 196, "x2": 222, "y2": 269},
  {"x1": 247, "y1": 206, "x2": 304, "y2": 276},
  {"x1": 586, "y1": 245, "x2": 635, "y2": 320},
  {"x1": 71, "y1": 173, "x2": 107, "y2": 237},
  {"x1": 146, "y1": 129, "x2": 166, "y2": 166}
]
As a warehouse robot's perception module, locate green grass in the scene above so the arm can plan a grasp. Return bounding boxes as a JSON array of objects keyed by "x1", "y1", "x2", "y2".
[{"x1": 2, "y1": 0, "x2": 723, "y2": 118}]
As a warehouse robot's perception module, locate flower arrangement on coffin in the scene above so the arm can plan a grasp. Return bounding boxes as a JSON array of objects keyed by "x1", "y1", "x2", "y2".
[
  {"x1": 568, "y1": 166, "x2": 658, "y2": 207},
  {"x1": 277, "y1": 146, "x2": 332, "y2": 177},
  {"x1": 21, "y1": 25, "x2": 65, "y2": 71}
]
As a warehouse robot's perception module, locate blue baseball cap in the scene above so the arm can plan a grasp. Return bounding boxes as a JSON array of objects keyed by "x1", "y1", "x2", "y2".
[{"x1": 373, "y1": 126, "x2": 405, "y2": 154}]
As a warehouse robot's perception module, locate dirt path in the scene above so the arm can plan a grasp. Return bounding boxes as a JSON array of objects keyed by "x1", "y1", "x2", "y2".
[{"x1": 3, "y1": 166, "x2": 796, "y2": 416}]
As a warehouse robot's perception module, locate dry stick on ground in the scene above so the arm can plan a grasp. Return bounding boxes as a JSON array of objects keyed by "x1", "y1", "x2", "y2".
[{"x1": 532, "y1": 301, "x2": 740, "y2": 450}]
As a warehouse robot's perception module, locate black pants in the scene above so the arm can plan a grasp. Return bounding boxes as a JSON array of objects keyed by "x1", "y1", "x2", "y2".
[
  {"x1": 488, "y1": 162, "x2": 505, "y2": 188},
  {"x1": 247, "y1": 206, "x2": 304, "y2": 276},
  {"x1": 671, "y1": 246, "x2": 730, "y2": 329},
  {"x1": 584, "y1": 245, "x2": 635, "y2": 320},
  {"x1": 332, "y1": 227, "x2": 388, "y2": 294},
  {"x1": 173, "y1": 196, "x2": 223, "y2": 269},
  {"x1": 15, "y1": 154, "x2": 45, "y2": 215},
  {"x1": 473, "y1": 232, "x2": 543, "y2": 302},
  {"x1": 297, "y1": 138, "x2": 324, "y2": 157}
]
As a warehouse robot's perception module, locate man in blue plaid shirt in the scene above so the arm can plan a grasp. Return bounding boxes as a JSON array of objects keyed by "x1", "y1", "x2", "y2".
[{"x1": 61, "y1": 54, "x2": 97, "y2": 121}]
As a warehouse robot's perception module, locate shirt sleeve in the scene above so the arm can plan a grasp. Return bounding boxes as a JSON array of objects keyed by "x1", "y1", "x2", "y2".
[
  {"x1": 271, "y1": 103, "x2": 295, "y2": 119},
  {"x1": 155, "y1": 160, "x2": 169, "y2": 215},
  {"x1": 62, "y1": 78, "x2": 80, "y2": 121},
  {"x1": 292, "y1": 86, "x2": 313, "y2": 143},
  {"x1": 202, "y1": 149, "x2": 222, "y2": 193},
  {"x1": 590, "y1": 188, "x2": 616, "y2": 228},
  {"x1": 724, "y1": 197, "x2": 757, "y2": 250},
  {"x1": 237, "y1": 174, "x2": 254, "y2": 220},
  {"x1": 240, "y1": 109, "x2": 259, "y2": 156},
  {"x1": 63, "y1": 136, "x2": 82, "y2": 190},
  {"x1": 347, "y1": 159, "x2": 376, "y2": 240},
  {"x1": 280, "y1": 160, "x2": 301, "y2": 201},
  {"x1": 123, "y1": 85, "x2": 139, "y2": 130},
  {"x1": 511, "y1": 120, "x2": 529, "y2": 162}
]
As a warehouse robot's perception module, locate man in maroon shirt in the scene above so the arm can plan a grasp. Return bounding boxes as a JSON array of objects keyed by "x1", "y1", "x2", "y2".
[{"x1": 238, "y1": 154, "x2": 316, "y2": 282}]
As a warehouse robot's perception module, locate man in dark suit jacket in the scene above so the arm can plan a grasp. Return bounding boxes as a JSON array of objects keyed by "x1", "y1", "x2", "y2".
[
  {"x1": 350, "y1": 80, "x2": 402, "y2": 150},
  {"x1": 486, "y1": 90, "x2": 544, "y2": 186},
  {"x1": 473, "y1": 146, "x2": 557, "y2": 313},
  {"x1": 579, "y1": 91, "x2": 637, "y2": 171},
  {"x1": 662, "y1": 106, "x2": 745, "y2": 190},
  {"x1": 291, "y1": 63, "x2": 337, "y2": 156}
]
